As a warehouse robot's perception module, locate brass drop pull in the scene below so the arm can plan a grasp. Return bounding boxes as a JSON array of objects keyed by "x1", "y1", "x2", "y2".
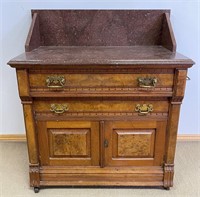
[
  {"x1": 137, "y1": 77, "x2": 157, "y2": 88},
  {"x1": 46, "y1": 75, "x2": 66, "y2": 88},
  {"x1": 50, "y1": 104, "x2": 69, "y2": 114},
  {"x1": 135, "y1": 104, "x2": 153, "y2": 116}
]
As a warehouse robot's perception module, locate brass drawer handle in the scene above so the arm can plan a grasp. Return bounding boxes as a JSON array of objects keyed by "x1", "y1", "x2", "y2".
[
  {"x1": 137, "y1": 77, "x2": 157, "y2": 88},
  {"x1": 50, "y1": 104, "x2": 69, "y2": 114},
  {"x1": 46, "y1": 75, "x2": 65, "y2": 88},
  {"x1": 135, "y1": 104, "x2": 153, "y2": 115}
]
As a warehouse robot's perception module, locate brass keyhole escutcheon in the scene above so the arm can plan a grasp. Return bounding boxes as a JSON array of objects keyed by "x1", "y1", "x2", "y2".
[{"x1": 104, "y1": 139, "x2": 109, "y2": 148}]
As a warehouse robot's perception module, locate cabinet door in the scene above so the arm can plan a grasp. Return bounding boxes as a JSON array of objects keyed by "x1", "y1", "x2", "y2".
[
  {"x1": 37, "y1": 121, "x2": 99, "y2": 166},
  {"x1": 104, "y1": 121, "x2": 166, "y2": 166}
]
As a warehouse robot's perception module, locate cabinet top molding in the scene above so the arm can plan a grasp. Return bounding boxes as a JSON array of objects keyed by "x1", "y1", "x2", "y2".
[{"x1": 8, "y1": 10, "x2": 194, "y2": 68}]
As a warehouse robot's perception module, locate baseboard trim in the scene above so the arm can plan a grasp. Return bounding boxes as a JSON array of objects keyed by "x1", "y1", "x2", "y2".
[
  {"x1": 0, "y1": 134, "x2": 199, "y2": 142},
  {"x1": 0, "y1": 134, "x2": 26, "y2": 141},
  {"x1": 177, "y1": 134, "x2": 200, "y2": 141}
]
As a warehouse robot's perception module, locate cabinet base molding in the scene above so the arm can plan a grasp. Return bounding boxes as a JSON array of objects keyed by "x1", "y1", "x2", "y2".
[
  {"x1": 1, "y1": 134, "x2": 200, "y2": 142},
  {"x1": 39, "y1": 181, "x2": 163, "y2": 187},
  {"x1": 37, "y1": 166, "x2": 164, "y2": 187}
]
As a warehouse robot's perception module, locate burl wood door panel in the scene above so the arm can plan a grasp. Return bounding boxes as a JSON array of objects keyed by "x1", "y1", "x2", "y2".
[
  {"x1": 37, "y1": 121, "x2": 99, "y2": 166},
  {"x1": 104, "y1": 121, "x2": 166, "y2": 166}
]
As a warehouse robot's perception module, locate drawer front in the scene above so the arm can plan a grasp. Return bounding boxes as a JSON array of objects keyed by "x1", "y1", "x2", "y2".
[
  {"x1": 33, "y1": 99, "x2": 169, "y2": 121},
  {"x1": 29, "y1": 71, "x2": 174, "y2": 97}
]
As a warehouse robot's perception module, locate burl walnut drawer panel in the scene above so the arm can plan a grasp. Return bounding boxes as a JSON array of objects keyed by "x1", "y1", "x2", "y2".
[
  {"x1": 29, "y1": 70, "x2": 174, "y2": 97},
  {"x1": 33, "y1": 99, "x2": 169, "y2": 120}
]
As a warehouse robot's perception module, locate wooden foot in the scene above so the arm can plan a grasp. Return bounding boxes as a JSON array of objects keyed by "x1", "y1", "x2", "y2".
[
  {"x1": 34, "y1": 187, "x2": 40, "y2": 193},
  {"x1": 164, "y1": 186, "x2": 170, "y2": 190},
  {"x1": 29, "y1": 165, "x2": 40, "y2": 191},
  {"x1": 163, "y1": 163, "x2": 174, "y2": 188}
]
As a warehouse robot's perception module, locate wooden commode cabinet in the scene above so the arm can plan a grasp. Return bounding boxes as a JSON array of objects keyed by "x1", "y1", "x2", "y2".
[{"x1": 8, "y1": 10, "x2": 194, "y2": 193}]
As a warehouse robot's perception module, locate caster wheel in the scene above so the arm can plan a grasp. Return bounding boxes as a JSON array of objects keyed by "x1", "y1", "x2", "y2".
[
  {"x1": 164, "y1": 187, "x2": 170, "y2": 190},
  {"x1": 34, "y1": 187, "x2": 40, "y2": 193}
]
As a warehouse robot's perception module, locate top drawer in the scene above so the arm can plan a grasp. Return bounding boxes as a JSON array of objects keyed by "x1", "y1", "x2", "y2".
[{"x1": 29, "y1": 69, "x2": 174, "y2": 97}]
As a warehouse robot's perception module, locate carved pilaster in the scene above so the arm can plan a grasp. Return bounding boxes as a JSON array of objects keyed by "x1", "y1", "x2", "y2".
[
  {"x1": 29, "y1": 165, "x2": 40, "y2": 187},
  {"x1": 163, "y1": 163, "x2": 174, "y2": 189}
]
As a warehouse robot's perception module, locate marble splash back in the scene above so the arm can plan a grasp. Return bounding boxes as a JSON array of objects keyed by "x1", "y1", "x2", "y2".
[{"x1": 32, "y1": 10, "x2": 170, "y2": 46}]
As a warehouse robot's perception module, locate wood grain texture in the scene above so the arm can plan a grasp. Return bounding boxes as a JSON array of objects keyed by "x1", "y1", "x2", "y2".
[
  {"x1": 173, "y1": 69, "x2": 187, "y2": 99},
  {"x1": 23, "y1": 104, "x2": 38, "y2": 164},
  {"x1": 29, "y1": 73, "x2": 174, "y2": 88},
  {"x1": 16, "y1": 69, "x2": 30, "y2": 98},
  {"x1": 39, "y1": 166, "x2": 164, "y2": 187},
  {"x1": 104, "y1": 121, "x2": 166, "y2": 167},
  {"x1": 100, "y1": 121, "x2": 105, "y2": 168},
  {"x1": 163, "y1": 163, "x2": 174, "y2": 188},
  {"x1": 40, "y1": 166, "x2": 163, "y2": 174},
  {"x1": 29, "y1": 165, "x2": 40, "y2": 187},
  {"x1": 29, "y1": 72, "x2": 174, "y2": 98},
  {"x1": 165, "y1": 104, "x2": 181, "y2": 164},
  {"x1": 30, "y1": 88, "x2": 173, "y2": 98},
  {"x1": 49, "y1": 128, "x2": 90, "y2": 157},
  {"x1": 7, "y1": 10, "x2": 194, "y2": 191},
  {"x1": 33, "y1": 100, "x2": 169, "y2": 113},
  {"x1": 37, "y1": 121, "x2": 99, "y2": 166},
  {"x1": 115, "y1": 129, "x2": 155, "y2": 158}
]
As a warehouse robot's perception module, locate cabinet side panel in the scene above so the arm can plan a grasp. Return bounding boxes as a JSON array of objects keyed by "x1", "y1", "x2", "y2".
[
  {"x1": 173, "y1": 69, "x2": 187, "y2": 98},
  {"x1": 16, "y1": 69, "x2": 30, "y2": 98},
  {"x1": 165, "y1": 104, "x2": 181, "y2": 164},
  {"x1": 23, "y1": 103, "x2": 39, "y2": 164}
]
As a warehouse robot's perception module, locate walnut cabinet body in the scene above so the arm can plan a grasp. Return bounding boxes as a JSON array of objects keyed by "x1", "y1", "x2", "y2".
[{"x1": 8, "y1": 10, "x2": 194, "y2": 192}]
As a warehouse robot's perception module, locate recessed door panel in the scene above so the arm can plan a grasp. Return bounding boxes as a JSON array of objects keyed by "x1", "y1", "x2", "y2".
[
  {"x1": 37, "y1": 121, "x2": 99, "y2": 166},
  {"x1": 105, "y1": 121, "x2": 166, "y2": 166},
  {"x1": 113, "y1": 129, "x2": 155, "y2": 158},
  {"x1": 49, "y1": 128, "x2": 90, "y2": 157}
]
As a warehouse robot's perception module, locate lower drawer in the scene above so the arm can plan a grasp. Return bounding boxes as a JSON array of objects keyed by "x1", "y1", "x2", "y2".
[{"x1": 33, "y1": 100, "x2": 169, "y2": 120}]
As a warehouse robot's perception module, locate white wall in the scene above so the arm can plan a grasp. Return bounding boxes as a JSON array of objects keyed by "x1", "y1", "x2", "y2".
[{"x1": 1, "y1": 1, "x2": 199, "y2": 135}]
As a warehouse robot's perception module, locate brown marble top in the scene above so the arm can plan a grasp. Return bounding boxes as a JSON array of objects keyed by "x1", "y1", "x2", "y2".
[{"x1": 8, "y1": 46, "x2": 194, "y2": 67}]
